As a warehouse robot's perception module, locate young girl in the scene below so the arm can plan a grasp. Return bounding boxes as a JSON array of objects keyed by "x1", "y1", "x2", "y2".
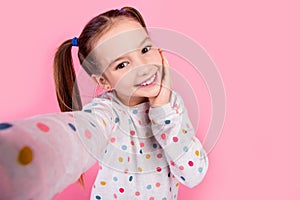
[{"x1": 0, "y1": 6, "x2": 208, "y2": 200}]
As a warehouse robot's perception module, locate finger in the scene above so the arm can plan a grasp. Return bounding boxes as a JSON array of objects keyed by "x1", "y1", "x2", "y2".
[
  {"x1": 159, "y1": 49, "x2": 171, "y2": 89},
  {"x1": 159, "y1": 48, "x2": 169, "y2": 67}
]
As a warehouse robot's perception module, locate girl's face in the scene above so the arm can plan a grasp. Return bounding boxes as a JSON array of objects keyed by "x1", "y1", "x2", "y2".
[{"x1": 91, "y1": 18, "x2": 163, "y2": 106}]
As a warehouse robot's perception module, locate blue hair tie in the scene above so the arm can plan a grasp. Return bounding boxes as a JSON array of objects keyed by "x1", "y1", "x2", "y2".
[
  {"x1": 72, "y1": 37, "x2": 78, "y2": 47},
  {"x1": 119, "y1": 9, "x2": 125, "y2": 13}
]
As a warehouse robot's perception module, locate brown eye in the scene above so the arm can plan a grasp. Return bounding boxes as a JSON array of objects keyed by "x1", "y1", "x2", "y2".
[
  {"x1": 115, "y1": 62, "x2": 129, "y2": 70},
  {"x1": 141, "y1": 45, "x2": 152, "y2": 54}
]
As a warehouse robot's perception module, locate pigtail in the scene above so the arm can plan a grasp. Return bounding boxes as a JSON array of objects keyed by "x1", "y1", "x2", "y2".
[
  {"x1": 53, "y1": 39, "x2": 85, "y2": 188},
  {"x1": 53, "y1": 39, "x2": 82, "y2": 112}
]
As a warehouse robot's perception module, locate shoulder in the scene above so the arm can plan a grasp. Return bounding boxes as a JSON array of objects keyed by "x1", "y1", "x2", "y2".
[{"x1": 82, "y1": 91, "x2": 115, "y2": 113}]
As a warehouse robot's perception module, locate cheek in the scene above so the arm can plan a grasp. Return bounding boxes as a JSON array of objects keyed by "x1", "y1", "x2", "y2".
[
  {"x1": 144, "y1": 50, "x2": 161, "y2": 64},
  {"x1": 104, "y1": 72, "x2": 122, "y2": 87},
  {"x1": 114, "y1": 72, "x2": 135, "y2": 88}
]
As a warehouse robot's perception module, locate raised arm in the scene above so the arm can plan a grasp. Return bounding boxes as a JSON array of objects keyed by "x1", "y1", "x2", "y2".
[
  {"x1": 149, "y1": 91, "x2": 209, "y2": 188},
  {"x1": 0, "y1": 97, "x2": 113, "y2": 199}
]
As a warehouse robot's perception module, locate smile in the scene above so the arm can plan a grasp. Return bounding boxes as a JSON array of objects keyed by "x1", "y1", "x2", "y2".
[{"x1": 137, "y1": 73, "x2": 157, "y2": 87}]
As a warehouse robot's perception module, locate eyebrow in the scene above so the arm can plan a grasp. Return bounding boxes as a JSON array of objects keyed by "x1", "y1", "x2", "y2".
[{"x1": 109, "y1": 36, "x2": 151, "y2": 66}]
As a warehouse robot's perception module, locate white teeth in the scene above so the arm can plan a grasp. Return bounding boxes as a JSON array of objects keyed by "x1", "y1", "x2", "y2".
[{"x1": 140, "y1": 74, "x2": 156, "y2": 86}]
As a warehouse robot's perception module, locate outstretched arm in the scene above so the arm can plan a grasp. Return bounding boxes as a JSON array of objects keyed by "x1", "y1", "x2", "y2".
[{"x1": 0, "y1": 97, "x2": 113, "y2": 199}]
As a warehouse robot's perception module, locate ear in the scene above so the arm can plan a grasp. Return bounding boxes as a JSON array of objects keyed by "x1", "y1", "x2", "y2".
[{"x1": 91, "y1": 74, "x2": 112, "y2": 90}]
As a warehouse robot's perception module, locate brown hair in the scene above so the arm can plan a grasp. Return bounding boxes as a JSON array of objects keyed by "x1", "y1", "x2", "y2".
[{"x1": 53, "y1": 6, "x2": 147, "y2": 187}]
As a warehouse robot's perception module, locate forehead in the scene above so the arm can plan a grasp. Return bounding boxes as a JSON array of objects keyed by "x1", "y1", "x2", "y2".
[{"x1": 89, "y1": 19, "x2": 149, "y2": 71}]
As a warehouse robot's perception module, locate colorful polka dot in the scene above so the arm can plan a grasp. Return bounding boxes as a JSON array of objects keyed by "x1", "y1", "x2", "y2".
[
  {"x1": 156, "y1": 167, "x2": 162, "y2": 172},
  {"x1": 180, "y1": 176, "x2": 186, "y2": 181},
  {"x1": 115, "y1": 117, "x2": 120, "y2": 123},
  {"x1": 145, "y1": 154, "x2": 151, "y2": 159},
  {"x1": 130, "y1": 130, "x2": 135, "y2": 136},
  {"x1": 176, "y1": 182, "x2": 179, "y2": 187},
  {"x1": 183, "y1": 146, "x2": 189, "y2": 152},
  {"x1": 36, "y1": 122, "x2": 49, "y2": 132},
  {"x1": 135, "y1": 191, "x2": 140, "y2": 196},
  {"x1": 119, "y1": 188, "x2": 125, "y2": 193},
  {"x1": 152, "y1": 143, "x2": 158, "y2": 148},
  {"x1": 179, "y1": 165, "x2": 184, "y2": 170},
  {"x1": 95, "y1": 195, "x2": 101, "y2": 199},
  {"x1": 121, "y1": 145, "x2": 127, "y2": 150},
  {"x1": 84, "y1": 130, "x2": 92, "y2": 139},
  {"x1": 164, "y1": 120, "x2": 171, "y2": 124},
  {"x1": 139, "y1": 149, "x2": 143, "y2": 154},
  {"x1": 100, "y1": 181, "x2": 106, "y2": 186},
  {"x1": 90, "y1": 121, "x2": 96, "y2": 127},
  {"x1": 138, "y1": 167, "x2": 143, "y2": 172},
  {"x1": 118, "y1": 157, "x2": 124, "y2": 162},
  {"x1": 102, "y1": 119, "x2": 106, "y2": 127},
  {"x1": 110, "y1": 137, "x2": 116, "y2": 143},
  {"x1": 182, "y1": 129, "x2": 187, "y2": 134},
  {"x1": 18, "y1": 146, "x2": 33, "y2": 165},
  {"x1": 170, "y1": 161, "x2": 175, "y2": 166},
  {"x1": 155, "y1": 182, "x2": 160, "y2": 187},
  {"x1": 157, "y1": 153, "x2": 163, "y2": 159},
  {"x1": 132, "y1": 109, "x2": 138, "y2": 114},
  {"x1": 188, "y1": 161, "x2": 194, "y2": 167},
  {"x1": 84, "y1": 109, "x2": 92, "y2": 113},
  {"x1": 138, "y1": 120, "x2": 142, "y2": 125},
  {"x1": 195, "y1": 150, "x2": 200, "y2": 156},
  {"x1": 113, "y1": 176, "x2": 118, "y2": 181},
  {"x1": 162, "y1": 198, "x2": 167, "y2": 200},
  {"x1": 113, "y1": 193, "x2": 117, "y2": 198},
  {"x1": 130, "y1": 141, "x2": 135, "y2": 145},
  {"x1": 149, "y1": 197, "x2": 155, "y2": 200},
  {"x1": 129, "y1": 176, "x2": 133, "y2": 182},
  {"x1": 68, "y1": 123, "x2": 76, "y2": 131},
  {"x1": 146, "y1": 184, "x2": 152, "y2": 189},
  {"x1": 161, "y1": 133, "x2": 166, "y2": 140},
  {"x1": 140, "y1": 142, "x2": 145, "y2": 147},
  {"x1": 198, "y1": 167, "x2": 203, "y2": 173},
  {"x1": 172, "y1": 137, "x2": 179, "y2": 142}
]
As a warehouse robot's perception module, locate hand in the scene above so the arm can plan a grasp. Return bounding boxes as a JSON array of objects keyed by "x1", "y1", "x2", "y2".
[{"x1": 149, "y1": 49, "x2": 172, "y2": 107}]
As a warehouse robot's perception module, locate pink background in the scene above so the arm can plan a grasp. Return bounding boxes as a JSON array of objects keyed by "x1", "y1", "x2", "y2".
[{"x1": 1, "y1": 0, "x2": 300, "y2": 199}]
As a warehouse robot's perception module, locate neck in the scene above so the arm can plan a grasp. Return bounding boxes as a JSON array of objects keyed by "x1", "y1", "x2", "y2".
[{"x1": 114, "y1": 91, "x2": 148, "y2": 107}]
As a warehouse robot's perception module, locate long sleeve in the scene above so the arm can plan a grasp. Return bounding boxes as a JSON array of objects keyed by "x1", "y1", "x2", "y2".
[
  {"x1": 148, "y1": 91, "x2": 209, "y2": 188},
  {"x1": 0, "y1": 97, "x2": 113, "y2": 200}
]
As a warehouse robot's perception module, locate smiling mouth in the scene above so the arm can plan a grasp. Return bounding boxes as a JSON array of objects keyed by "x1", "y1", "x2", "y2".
[{"x1": 137, "y1": 73, "x2": 157, "y2": 87}]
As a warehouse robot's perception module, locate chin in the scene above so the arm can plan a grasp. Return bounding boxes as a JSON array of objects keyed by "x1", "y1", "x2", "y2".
[{"x1": 139, "y1": 85, "x2": 161, "y2": 98}]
